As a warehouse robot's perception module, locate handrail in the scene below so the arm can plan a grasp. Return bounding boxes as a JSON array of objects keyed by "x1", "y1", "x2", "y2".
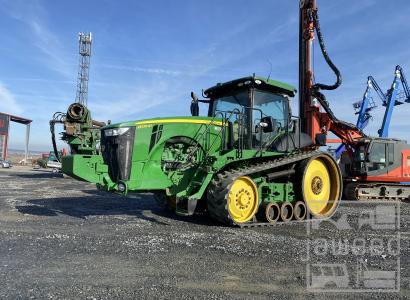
[{"x1": 184, "y1": 109, "x2": 242, "y2": 165}]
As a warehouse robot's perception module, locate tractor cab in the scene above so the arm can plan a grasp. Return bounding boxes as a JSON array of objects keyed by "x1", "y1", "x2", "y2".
[{"x1": 191, "y1": 76, "x2": 313, "y2": 151}]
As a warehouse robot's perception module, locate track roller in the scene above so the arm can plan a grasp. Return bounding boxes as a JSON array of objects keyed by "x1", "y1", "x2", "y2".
[
  {"x1": 293, "y1": 201, "x2": 307, "y2": 221},
  {"x1": 343, "y1": 182, "x2": 359, "y2": 200},
  {"x1": 280, "y1": 202, "x2": 294, "y2": 223},
  {"x1": 264, "y1": 202, "x2": 281, "y2": 224}
]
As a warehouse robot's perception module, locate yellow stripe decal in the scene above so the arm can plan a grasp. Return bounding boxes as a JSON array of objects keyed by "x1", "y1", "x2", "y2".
[{"x1": 135, "y1": 119, "x2": 224, "y2": 126}]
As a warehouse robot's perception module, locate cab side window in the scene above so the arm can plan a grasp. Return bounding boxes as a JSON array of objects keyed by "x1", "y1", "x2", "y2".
[
  {"x1": 252, "y1": 91, "x2": 289, "y2": 148},
  {"x1": 368, "y1": 142, "x2": 386, "y2": 171}
]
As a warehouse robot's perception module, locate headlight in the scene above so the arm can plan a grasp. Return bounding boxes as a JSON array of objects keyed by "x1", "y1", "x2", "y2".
[
  {"x1": 118, "y1": 182, "x2": 127, "y2": 193},
  {"x1": 104, "y1": 127, "x2": 130, "y2": 137}
]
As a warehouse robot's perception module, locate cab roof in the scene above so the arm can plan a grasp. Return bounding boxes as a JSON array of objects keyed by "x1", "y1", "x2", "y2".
[
  {"x1": 359, "y1": 137, "x2": 407, "y2": 143},
  {"x1": 204, "y1": 76, "x2": 297, "y2": 98}
]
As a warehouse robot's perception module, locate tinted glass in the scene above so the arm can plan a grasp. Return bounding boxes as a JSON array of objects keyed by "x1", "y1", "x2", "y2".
[
  {"x1": 252, "y1": 91, "x2": 288, "y2": 148},
  {"x1": 368, "y1": 142, "x2": 386, "y2": 171},
  {"x1": 253, "y1": 91, "x2": 288, "y2": 125},
  {"x1": 213, "y1": 91, "x2": 249, "y2": 116},
  {"x1": 213, "y1": 91, "x2": 250, "y2": 148}
]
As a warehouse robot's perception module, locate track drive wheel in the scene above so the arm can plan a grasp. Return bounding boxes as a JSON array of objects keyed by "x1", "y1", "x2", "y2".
[
  {"x1": 298, "y1": 154, "x2": 342, "y2": 218},
  {"x1": 207, "y1": 174, "x2": 259, "y2": 225}
]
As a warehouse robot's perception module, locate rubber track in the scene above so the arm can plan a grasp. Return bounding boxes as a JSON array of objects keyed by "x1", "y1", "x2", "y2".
[
  {"x1": 344, "y1": 182, "x2": 410, "y2": 201},
  {"x1": 207, "y1": 150, "x2": 325, "y2": 227}
]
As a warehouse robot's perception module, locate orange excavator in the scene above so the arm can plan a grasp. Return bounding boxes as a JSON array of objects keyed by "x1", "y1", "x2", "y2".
[{"x1": 301, "y1": 0, "x2": 410, "y2": 201}]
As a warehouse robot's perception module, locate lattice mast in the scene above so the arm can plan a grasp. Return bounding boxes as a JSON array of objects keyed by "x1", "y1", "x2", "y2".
[{"x1": 75, "y1": 32, "x2": 92, "y2": 106}]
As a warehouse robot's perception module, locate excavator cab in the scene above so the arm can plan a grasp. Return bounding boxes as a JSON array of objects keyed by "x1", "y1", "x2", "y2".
[{"x1": 350, "y1": 137, "x2": 408, "y2": 177}]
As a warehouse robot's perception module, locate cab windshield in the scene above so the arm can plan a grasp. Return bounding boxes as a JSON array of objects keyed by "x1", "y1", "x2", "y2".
[
  {"x1": 212, "y1": 91, "x2": 249, "y2": 116},
  {"x1": 210, "y1": 89, "x2": 290, "y2": 149},
  {"x1": 212, "y1": 89, "x2": 288, "y2": 121}
]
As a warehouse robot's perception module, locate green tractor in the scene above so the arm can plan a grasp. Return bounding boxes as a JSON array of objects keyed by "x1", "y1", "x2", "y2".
[
  {"x1": 62, "y1": 75, "x2": 341, "y2": 225},
  {"x1": 61, "y1": 0, "x2": 356, "y2": 226}
]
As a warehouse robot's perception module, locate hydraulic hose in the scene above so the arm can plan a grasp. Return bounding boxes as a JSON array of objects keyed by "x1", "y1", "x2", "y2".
[
  {"x1": 50, "y1": 120, "x2": 61, "y2": 162},
  {"x1": 309, "y1": 9, "x2": 362, "y2": 134},
  {"x1": 49, "y1": 112, "x2": 65, "y2": 162},
  {"x1": 312, "y1": 10, "x2": 342, "y2": 91}
]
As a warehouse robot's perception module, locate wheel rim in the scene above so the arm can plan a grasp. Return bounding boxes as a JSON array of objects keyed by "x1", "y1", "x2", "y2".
[
  {"x1": 228, "y1": 176, "x2": 259, "y2": 223},
  {"x1": 303, "y1": 156, "x2": 341, "y2": 218}
]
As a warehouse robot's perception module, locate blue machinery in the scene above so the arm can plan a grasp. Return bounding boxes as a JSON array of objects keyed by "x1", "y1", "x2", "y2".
[
  {"x1": 380, "y1": 65, "x2": 410, "y2": 137},
  {"x1": 335, "y1": 65, "x2": 410, "y2": 158}
]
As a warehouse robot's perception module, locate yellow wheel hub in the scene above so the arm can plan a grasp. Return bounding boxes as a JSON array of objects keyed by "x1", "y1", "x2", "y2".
[
  {"x1": 228, "y1": 176, "x2": 258, "y2": 223},
  {"x1": 303, "y1": 156, "x2": 341, "y2": 217}
]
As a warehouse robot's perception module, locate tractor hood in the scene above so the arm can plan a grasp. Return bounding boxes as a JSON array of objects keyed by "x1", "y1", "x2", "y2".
[{"x1": 103, "y1": 116, "x2": 224, "y2": 129}]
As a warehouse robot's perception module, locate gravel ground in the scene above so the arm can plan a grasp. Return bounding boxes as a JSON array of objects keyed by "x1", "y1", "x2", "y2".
[{"x1": 0, "y1": 166, "x2": 409, "y2": 299}]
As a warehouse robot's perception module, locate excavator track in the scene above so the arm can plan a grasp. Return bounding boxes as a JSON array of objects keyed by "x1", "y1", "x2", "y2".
[
  {"x1": 207, "y1": 150, "x2": 340, "y2": 227},
  {"x1": 344, "y1": 182, "x2": 410, "y2": 201}
]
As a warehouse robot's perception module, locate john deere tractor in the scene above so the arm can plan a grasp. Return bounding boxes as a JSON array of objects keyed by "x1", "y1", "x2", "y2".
[
  {"x1": 62, "y1": 0, "x2": 362, "y2": 226},
  {"x1": 62, "y1": 74, "x2": 341, "y2": 225}
]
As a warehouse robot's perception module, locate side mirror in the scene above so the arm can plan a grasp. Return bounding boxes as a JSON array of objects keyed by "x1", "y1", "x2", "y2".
[
  {"x1": 260, "y1": 116, "x2": 276, "y2": 133},
  {"x1": 190, "y1": 91, "x2": 199, "y2": 116}
]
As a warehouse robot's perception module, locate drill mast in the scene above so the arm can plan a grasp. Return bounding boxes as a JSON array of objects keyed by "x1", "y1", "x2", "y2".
[{"x1": 299, "y1": 0, "x2": 363, "y2": 147}]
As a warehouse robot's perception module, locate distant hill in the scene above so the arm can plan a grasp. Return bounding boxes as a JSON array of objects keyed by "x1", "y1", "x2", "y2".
[{"x1": 8, "y1": 148, "x2": 47, "y2": 155}]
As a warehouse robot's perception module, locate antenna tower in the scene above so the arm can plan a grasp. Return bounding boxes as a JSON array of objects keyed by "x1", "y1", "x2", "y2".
[{"x1": 75, "y1": 32, "x2": 92, "y2": 106}]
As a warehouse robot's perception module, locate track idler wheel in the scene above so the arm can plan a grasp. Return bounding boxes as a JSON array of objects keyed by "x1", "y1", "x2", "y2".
[
  {"x1": 293, "y1": 201, "x2": 307, "y2": 221},
  {"x1": 227, "y1": 176, "x2": 259, "y2": 223},
  {"x1": 280, "y1": 202, "x2": 293, "y2": 223},
  {"x1": 207, "y1": 174, "x2": 259, "y2": 225},
  {"x1": 298, "y1": 153, "x2": 342, "y2": 219},
  {"x1": 264, "y1": 202, "x2": 281, "y2": 224}
]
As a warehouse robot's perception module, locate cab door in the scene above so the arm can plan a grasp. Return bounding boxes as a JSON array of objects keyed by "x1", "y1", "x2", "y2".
[
  {"x1": 251, "y1": 90, "x2": 289, "y2": 149},
  {"x1": 367, "y1": 141, "x2": 402, "y2": 179},
  {"x1": 385, "y1": 142, "x2": 400, "y2": 179},
  {"x1": 385, "y1": 141, "x2": 409, "y2": 179},
  {"x1": 366, "y1": 141, "x2": 387, "y2": 176}
]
